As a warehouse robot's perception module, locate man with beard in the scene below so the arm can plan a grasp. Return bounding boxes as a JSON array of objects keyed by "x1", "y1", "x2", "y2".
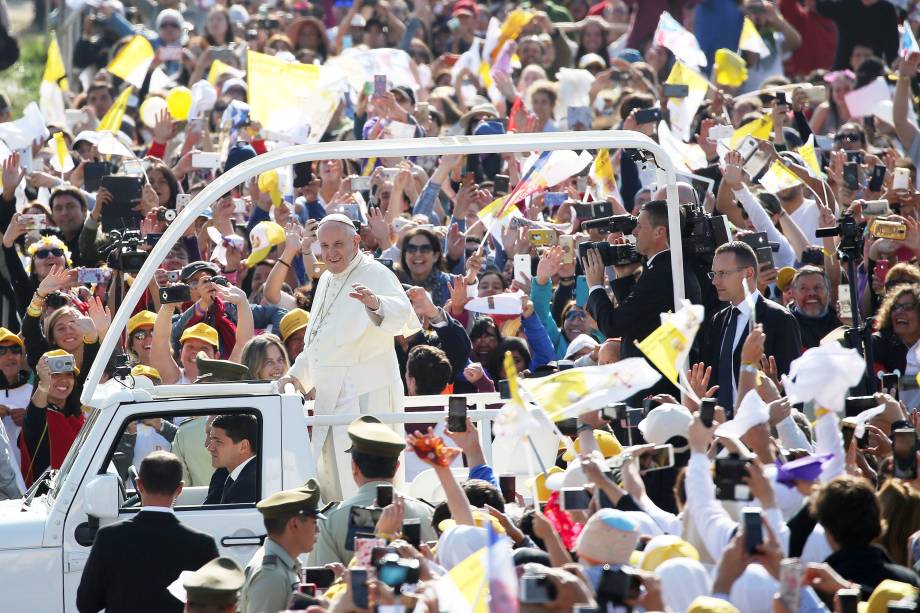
[{"x1": 790, "y1": 266, "x2": 841, "y2": 348}]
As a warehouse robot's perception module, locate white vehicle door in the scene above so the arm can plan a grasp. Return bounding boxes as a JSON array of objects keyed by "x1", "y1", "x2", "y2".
[{"x1": 61, "y1": 395, "x2": 284, "y2": 612}]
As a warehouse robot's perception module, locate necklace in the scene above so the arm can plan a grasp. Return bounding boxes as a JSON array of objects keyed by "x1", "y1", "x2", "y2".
[{"x1": 307, "y1": 265, "x2": 360, "y2": 347}]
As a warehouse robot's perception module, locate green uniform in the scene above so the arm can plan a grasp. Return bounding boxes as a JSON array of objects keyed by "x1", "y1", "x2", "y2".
[
  {"x1": 239, "y1": 537, "x2": 300, "y2": 613},
  {"x1": 179, "y1": 556, "x2": 244, "y2": 609},
  {"x1": 172, "y1": 416, "x2": 214, "y2": 487},
  {"x1": 309, "y1": 480, "x2": 437, "y2": 566}
]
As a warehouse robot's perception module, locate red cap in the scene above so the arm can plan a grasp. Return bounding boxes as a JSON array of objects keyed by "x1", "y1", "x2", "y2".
[{"x1": 452, "y1": 0, "x2": 479, "y2": 18}]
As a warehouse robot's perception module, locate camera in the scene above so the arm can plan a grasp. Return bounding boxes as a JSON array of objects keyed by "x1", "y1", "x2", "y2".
[
  {"x1": 520, "y1": 573, "x2": 557, "y2": 604},
  {"x1": 578, "y1": 241, "x2": 642, "y2": 267},
  {"x1": 714, "y1": 454, "x2": 753, "y2": 501},
  {"x1": 165, "y1": 270, "x2": 181, "y2": 283},
  {"x1": 682, "y1": 204, "x2": 731, "y2": 259},
  {"x1": 104, "y1": 230, "x2": 148, "y2": 274},
  {"x1": 47, "y1": 354, "x2": 75, "y2": 374},
  {"x1": 375, "y1": 553, "x2": 420, "y2": 590},
  {"x1": 580, "y1": 214, "x2": 638, "y2": 234},
  {"x1": 161, "y1": 284, "x2": 191, "y2": 304},
  {"x1": 816, "y1": 212, "x2": 863, "y2": 255},
  {"x1": 157, "y1": 208, "x2": 177, "y2": 223},
  {"x1": 45, "y1": 291, "x2": 69, "y2": 309}
]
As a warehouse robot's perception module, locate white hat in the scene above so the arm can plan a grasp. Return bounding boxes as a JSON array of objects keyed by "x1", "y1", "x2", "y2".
[
  {"x1": 578, "y1": 53, "x2": 607, "y2": 69},
  {"x1": 564, "y1": 333, "x2": 599, "y2": 360},
  {"x1": 156, "y1": 8, "x2": 185, "y2": 29},
  {"x1": 638, "y1": 403, "x2": 693, "y2": 445},
  {"x1": 715, "y1": 390, "x2": 770, "y2": 439},
  {"x1": 350, "y1": 13, "x2": 367, "y2": 27},
  {"x1": 465, "y1": 292, "x2": 525, "y2": 316},
  {"x1": 544, "y1": 450, "x2": 608, "y2": 491},
  {"x1": 227, "y1": 5, "x2": 249, "y2": 26},
  {"x1": 221, "y1": 78, "x2": 248, "y2": 95},
  {"x1": 317, "y1": 213, "x2": 358, "y2": 232}
]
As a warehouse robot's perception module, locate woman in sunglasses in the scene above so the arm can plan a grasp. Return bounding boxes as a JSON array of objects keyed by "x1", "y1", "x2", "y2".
[
  {"x1": 0, "y1": 327, "x2": 31, "y2": 494},
  {"x1": 127, "y1": 311, "x2": 157, "y2": 367},
  {"x1": 872, "y1": 284, "x2": 920, "y2": 379},
  {"x1": 396, "y1": 228, "x2": 452, "y2": 308}
]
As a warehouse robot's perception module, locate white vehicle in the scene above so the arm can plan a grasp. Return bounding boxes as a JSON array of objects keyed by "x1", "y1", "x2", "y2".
[{"x1": 0, "y1": 131, "x2": 685, "y2": 612}]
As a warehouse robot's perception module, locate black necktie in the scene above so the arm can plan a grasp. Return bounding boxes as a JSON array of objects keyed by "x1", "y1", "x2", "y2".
[
  {"x1": 717, "y1": 307, "x2": 739, "y2": 411},
  {"x1": 220, "y1": 474, "x2": 234, "y2": 503}
]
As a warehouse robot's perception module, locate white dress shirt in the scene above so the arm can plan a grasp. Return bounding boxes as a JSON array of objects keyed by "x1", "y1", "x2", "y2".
[{"x1": 230, "y1": 455, "x2": 256, "y2": 481}]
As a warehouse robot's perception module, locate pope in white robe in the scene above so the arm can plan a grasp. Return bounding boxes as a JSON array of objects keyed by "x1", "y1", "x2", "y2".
[{"x1": 280, "y1": 214, "x2": 420, "y2": 500}]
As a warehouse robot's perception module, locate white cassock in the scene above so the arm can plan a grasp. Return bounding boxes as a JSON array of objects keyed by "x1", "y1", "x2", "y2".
[{"x1": 289, "y1": 252, "x2": 420, "y2": 500}]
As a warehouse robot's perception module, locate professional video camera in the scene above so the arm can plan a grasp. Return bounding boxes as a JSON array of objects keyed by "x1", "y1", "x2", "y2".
[
  {"x1": 578, "y1": 241, "x2": 642, "y2": 267},
  {"x1": 815, "y1": 211, "x2": 863, "y2": 258},
  {"x1": 681, "y1": 204, "x2": 731, "y2": 260},
  {"x1": 581, "y1": 214, "x2": 638, "y2": 234},
  {"x1": 102, "y1": 230, "x2": 147, "y2": 274}
]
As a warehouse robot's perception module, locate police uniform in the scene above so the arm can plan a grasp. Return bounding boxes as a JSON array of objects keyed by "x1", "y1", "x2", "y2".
[
  {"x1": 239, "y1": 479, "x2": 325, "y2": 613},
  {"x1": 309, "y1": 416, "x2": 437, "y2": 566},
  {"x1": 174, "y1": 556, "x2": 244, "y2": 612}
]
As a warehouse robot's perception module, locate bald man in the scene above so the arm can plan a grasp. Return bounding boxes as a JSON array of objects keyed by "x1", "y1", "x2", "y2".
[{"x1": 278, "y1": 215, "x2": 419, "y2": 500}]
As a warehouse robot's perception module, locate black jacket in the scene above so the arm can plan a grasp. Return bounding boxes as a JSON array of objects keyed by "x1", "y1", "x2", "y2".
[
  {"x1": 203, "y1": 457, "x2": 258, "y2": 505},
  {"x1": 792, "y1": 307, "x2": 841, "y2": 349},
  {"x1": 76, "y1": 510, "x2": 219, "y2": 613},
  {"x1": 826, "y1": 545, "x2": 920, "y2": 599},
  {"x1": 707, "y1": 295, "x2": 802, "y2": 390}
]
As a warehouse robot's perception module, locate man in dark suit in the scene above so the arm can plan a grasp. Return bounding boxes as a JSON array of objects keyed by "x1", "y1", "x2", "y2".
[
  {"x1": 204, "y1": 414, "x2": 258, "y2": 505},
  {"x1": 707, "y1": 242, "x2": 802, "y2": 411},
  {"x1": 77, "y1": 451, "x2": 219, "y2": 613},
  {"x1": 584, "y1": 199, "x2": 702, "y2": 361}
]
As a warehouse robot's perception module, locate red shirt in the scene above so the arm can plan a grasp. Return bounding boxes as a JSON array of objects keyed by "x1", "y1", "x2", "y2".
[{"x1": 779, "y1": 0, "x2": 838, "y2": 78}]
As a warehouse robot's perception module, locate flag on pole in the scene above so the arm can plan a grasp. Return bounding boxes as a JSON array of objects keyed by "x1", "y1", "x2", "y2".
[
  {"x1": 653, "y1": 12, "x2": 708, "y2": 67},
  {"x1": 759, "y1": 160, "x2": 803, "y2": 194},
  {"x1": 714, "y1": 48, "x2": 748, "y2": 88},
  {"x1": 665, "y1": 60, "x2": 710, "y2": 141},
  {"x1": 107, "y1": 36, "x2": 155, "y2": 89},
  {"x1": 487, "y1": 9, "x2": 534, "y2": 62},
  {"x1": 97, "y1": 86, "x2": 133, "y2": 133},
  {"x1": 901, "y1": 23, "x2": 920, "y2": 59},
  {"x1": 589, "y1": 148, "x2": 618, "y2": 199},
  {"x1": 42, "y1": 36, "x2": 68, "y2": 91},
  {"x1": 636, "y1": 301, "x2": 705, "y2": 385},
  {"x1": 39, "y1": 34, "x2": 69, "y2": 126},
  {"x1": 208, "y1": 59, "x2": 245, "y2": 85},
  {"x1": 729, "y1": 114, "x2": 773, "y2": 148},
  {"x1": 738, "y1": 17, "x2": 771, "y2": 57},
  {"x1": 48, "y1": 132, "x2": 74, "y2": 173},
  {"x1": 797, "y1": 135, "x2": 824, "y2": 179}
]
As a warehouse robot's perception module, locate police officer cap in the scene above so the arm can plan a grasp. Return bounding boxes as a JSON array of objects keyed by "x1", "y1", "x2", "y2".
[
  {"x1": 346, "y1": 415, "x2": 406, "y2": 458},
  {"x1": 256, "y1": 478, "x2": 326, "y2": 519},
  {"x1": 183, "y1": 556, "x2": 244, "y2": 607},
  {"x1": 195, "y1": 352, "x2": 253, "y2": 382}
]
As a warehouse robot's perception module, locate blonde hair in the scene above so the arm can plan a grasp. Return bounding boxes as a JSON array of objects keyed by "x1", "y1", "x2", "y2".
[
  {"x1": 27, "y1": 235, "x2": 73, "y2": 267},
  {"x1": 240, "y1": 334, "x2": 289, "y2": 380}
]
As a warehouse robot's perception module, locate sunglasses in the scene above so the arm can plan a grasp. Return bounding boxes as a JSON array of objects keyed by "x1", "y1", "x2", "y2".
[
  {"x1": 35, "y1": 248, "x2": 64, "y2": 259},
  {"x1": 131, "y1": 330, "x2": 151, "y2": 341},
  {"x1": 892, "y1": 301, "x2": 918, "y2": 313},
  {"x1": 834, "y1": 133, "x2": 863, "y2": 143},
  {"x1": 565, "y1": 310, "x2": 587, "y2": 321},
  {"x1": 0, "y1": 346, "x2": 22, "y2": 356},
  {"x1": 405, "y1": 243, "x2": 435, "y2": 254},
  {"x1": 160, "y1": 21, "x2": 181, "y2": 29}
]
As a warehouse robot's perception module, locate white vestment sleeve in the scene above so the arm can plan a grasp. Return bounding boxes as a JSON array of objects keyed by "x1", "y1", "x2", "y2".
[
  {"x1": 734, "y1": 186, "x2": 796, "y2": 269},
  {"x1": 288, "y1": 347, "x2": 313, "y2": 392},
  {"x1": 686, "y1": 452, "x2": 738, "y2": 560},
  {"x1": 776, "y1": 415, "x2": 814, "y2": 452}
]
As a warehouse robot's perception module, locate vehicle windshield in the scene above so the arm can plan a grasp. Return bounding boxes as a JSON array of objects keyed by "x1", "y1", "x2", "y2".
[{"x1": 50, "y1": 408, "x2": 101, "y2": 501}]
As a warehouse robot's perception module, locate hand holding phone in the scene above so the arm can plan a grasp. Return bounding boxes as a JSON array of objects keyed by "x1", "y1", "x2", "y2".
[{"x1": 448, "y1": 396, "x2": 468, "y2": 432}]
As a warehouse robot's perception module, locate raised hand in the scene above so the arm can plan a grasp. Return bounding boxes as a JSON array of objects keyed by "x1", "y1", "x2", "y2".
[{"x1": 349, "y1": 283, "x2": 381, "y2": 310}]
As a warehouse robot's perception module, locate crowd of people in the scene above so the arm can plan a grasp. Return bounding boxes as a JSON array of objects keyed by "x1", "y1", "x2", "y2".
[{"x1": 5, "y1": 0, "x2": 920, "y2": 610}]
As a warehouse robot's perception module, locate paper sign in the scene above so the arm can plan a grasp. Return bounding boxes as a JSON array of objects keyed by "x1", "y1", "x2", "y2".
[{"x1": 844, "y1": 77, "x2": 891, "y2": 118}]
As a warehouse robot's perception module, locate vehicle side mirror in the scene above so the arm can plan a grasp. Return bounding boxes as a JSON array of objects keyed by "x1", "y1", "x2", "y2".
[{"x1": 83, "y1": 473, "x2": 120, "y2": 520}]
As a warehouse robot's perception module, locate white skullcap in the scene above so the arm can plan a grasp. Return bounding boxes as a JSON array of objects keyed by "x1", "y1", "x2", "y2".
[{"x1": 317, "y1": 213, "x2": 358, "y2": 233}]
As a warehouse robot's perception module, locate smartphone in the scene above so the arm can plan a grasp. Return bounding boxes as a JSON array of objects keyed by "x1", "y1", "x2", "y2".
[
  {"x1": 520, "y1": 574, "x2": 556, "y2": 604},
  {"x1": 351, "y1": 176, "x2": 371, "y2": 192},
  {"x1": 376, "y1": 483, "x2": 393, "y2": 508},
  {"x1": 78, "y1": 267, "x2": 109, "y2": 284},
  {"x1": 868, "y1": 166, "x2": 887, "y2": 192},
  {"x1": 499, "y1": 474, "x2": 516, "y2": 504},
  {"x1": 837, "y1": 588, "x2": 860, "y2": 613},
  {"x1": 708, "y1": 124, "x2": 734, "y2": 140},
  {"x1": 158, "y1": 45, "x2": 182, "y2": 61},
  {"x1": 559, "y1": 235, "x2": 575, "y2": 265},
  {"x1": 99, "y1": 175, "x2": 144, "y2": 231},
  {"x1": 870, "y1": 218, "x2": 907, "y2": 241},
  {"x1": 845, "y1": 395, "x2": 879, "y2": 417},
  {"x1": 736, "y1": 136, "x2": 760, "y2": 161},
  {"x1": 838, "y1": 283, "x2": 853, "y2": 319},
  {"x1": 561, "y1": 487, "x2": 592, "y2": 511},
  {"x1": 846, "y1": 151, "x2": 864, "y2": 164},
  {"x1": 302, "y1": 567, "x2": 335, "y2": 589},
  {"x1": 567, "y1": 106, "x2": 592, "y2": 130},
  {"x1": 755, "y1": 246, "x2": 775, "y2": 270},
  {"x1": 498, "y1": 379, "x2": 510, "y2": 399},
  {"x1": 700, "y1": 398, "x2": 716, "y2": 428},
  {"x1": 544, "y1": 192, "x2": 566, "y2": 209},
  {"x1": 893, "y1": 428, "x2": 918, "y2": 480},
  {"x1": 191, "y1": 152, "x2": 221, "y2": 170},
  {"x1": 663, "y1": 83, "x2": 689, "y2": 98},
  {"x1": 778, "y1": 558, "x2": 802, "y2": 613},
  {"x1": 874, "y1": 258, "x2": 891, "y2": 284},
  {"x1": 575, "y1": 276, "x2": 588, "y2": 307},
  {"x1": 528, "y1": 229, "x2": 555, "y2": 246},
  {"x1": 447, "y1": 396, "x2": 467, "y2": 432},
  {"x1": 804, "y1": 85, "x2": 827, "y2": 103},
  {"x1": 351, "y1": 568, "x2": 369, "y2": 609},
  {"x1": 634, "y1": 107, "x2": 662, "y2": 125},
  {"x1": 863, "y1": 200, "x2": 892, "y2": 217},
  {"x1": 83, "y1": 161, "x2": 111, "y2": 192},
  {"x1": 374, "y1": 74, "x2": 387, "y2": 97},
  {"x1": 841, "y1": 422, "x2": 857, "y2": 452},
  {"x1": 402, "y1": 519, "x2": 421, "y2": 548},
  {"x1": 494, "y1": 174, "x2": 510, "y2": 196},
  {"x1": 639, "y1": 444, "x2": 675, "y2": 472},
  {"x1": 742, "y1": 507, "x2": 763, "y2": 554},
  {"x1": 18, "y1": 213, "x2": 46, "y2": 231},
  {"x1": 775, "y1": 91, "x2": 788, "y2": 106},
  {"x1": 160, "y1": 284, "x2": 191, "y2": 304},
  {"x1": 175, "y1": 193, "x2": 192, "y2": 213},
  {"x1": 893, "y1": 167, "x2": 911, "y2": 191},
  {"x1": 881, "y1": 372, "x2": 900, "y2": 399},
  {"x1": 513, "y1": 253, "x2": 532, "y2": 286}
]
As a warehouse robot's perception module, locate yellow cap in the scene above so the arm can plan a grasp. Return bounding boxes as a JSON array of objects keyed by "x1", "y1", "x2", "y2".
[
  {"x1": 438, "y1": 509, "x2": 505, "y2": 535},
  {"x1": 858, "y1": 580, "x2": 919, "y2": 613},
  {"x1": 0, "y1": 327, "x2": 24, "y2": 348},
  {"x1": 180, "y1": 323, "x2": 219, "y2": 348},
  {"x1": 127, "y1": 310, "x2": 157, "y2": 335},
  {"x1": 639, "y1": 536, "x2": 700, "y2": 571},
  {"x1": 687, "y1": 596, "x2": 740, "y2": 613},
  {"x1": 42, "y1": 348, "x2": 79, "y2": 375},
  {"x1": 562, "y1": 429, "x2": 623, "y2": 462},
  {"x1": 131, "y1": 364, "x2": 160, "y2": 381},
  {"x1": 776, "y1": 266, "x2": 796, "y2": 292},
  {"x1": 526, "y1": 465, "x2": 563, "y2": 503},
  {"x1": 279, "y1": 308, "x2": 309, "y2": 341}
]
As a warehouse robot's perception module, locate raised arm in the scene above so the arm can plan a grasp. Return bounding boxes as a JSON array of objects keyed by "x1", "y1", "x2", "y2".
[{"x1": 151, "y1": 303, "x2": 181, "y2": 384}]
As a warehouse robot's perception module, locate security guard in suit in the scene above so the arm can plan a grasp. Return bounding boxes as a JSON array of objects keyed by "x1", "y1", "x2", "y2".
[
  {"x1": 239, "y1": 479, "x2": 326, "y2": 613},
  {"x1": 173, "y1": 556, "x2": 244, "y2": 613},
  {"x1": 309, "y1": 416, "x2": 437, "y2": 566}
]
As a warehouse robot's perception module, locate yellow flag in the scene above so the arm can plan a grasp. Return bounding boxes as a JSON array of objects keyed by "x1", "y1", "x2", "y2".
[
  {"x1": 490, "y1": 9, "x2": 534, "y2": 62},
  {"x1": 590, "y1": 148, "x2": 618, "y2": 199},
  {"x1": 98, "y1": 86, "x2": 133, "y2": 133},
  {"x1": 738, "y1": 17, "x2": 771, "y2": 57},
  {"x1": 714, "y1": 48, "x2": 748, "y2": 88},
  {"x1": 797, "y1": 136, "x2": 824, "y2": 179},
  {"x1": 665, "y1": 60, "x2": 709, "y2": 94},
  {"x1": 107, "y1": 36, "x2": 155, "y2": 88},
  {"x1": 208, "y1": 59, "x2": 239, "y2": 85},
  {"x1": 502, "y1": 351, "x2": 523, "y2": 405},
  {"x1": 729, "y1": 114, "x2": 773, "y2": 148},
  {"x1": 478, "y1": 60, "x2": 493, "y2": 90},
  {"x1": 50, "y1": 132, "x2": 74, "y2": 173},
  {"x1": 443, "y1": 547, "x2": 488, "y2": 613},
  {"x1": 42, "y1": 36, "x2": 68, "y2": 91},
  {"x1": 636, "y1": 322, "x2": 689, "y2": 385},
  {"x1": 759, "y1": 160, "x2": 803, "y2": 193}
]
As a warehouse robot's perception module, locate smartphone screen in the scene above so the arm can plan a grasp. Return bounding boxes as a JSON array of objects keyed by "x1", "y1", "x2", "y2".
[
  {"x1": 494, "y1": 174, "x2": 510, "y2": 196},
  {"x1": 638, "y1": 444, "x2": 674, "y2": 472},
  {"x1": 561, "y1": 487, "x2": 591, "y2": 511},
  {"x1": 575, "y1": 276, "x2": 589, "y2": 307},
  {"x1": 868, "y1": 165, "x2": 887, "y2": 192},
  {"x1": 843, "y1": 163, "x2": 859, "y2": 190},
  {"x1": 303, "y1": 567, "x2": 335, "y2": 589},
  {"x1": 351, "y1": 569, "x2": 369, "y2": 609},
  {"x1": 376, "y1": 483, "x2": 393, "y2": 508},
  {"x1": 742, "y1": 507, "x2": 763, "y2": 554},
  {"x1": 893, "y1": 429, "x2": 918, "y2": 480},
  {"x1": 447, "y1": 396, "x2": 467, "y2": 432},
  {"x1": 700, "y1": 399, "x2": 716, "y2": 428},
  {"x1": 373, "y1": 74, "x2": 387, "y2": 97},
  {"x1": 402, "y1": 519, "x2": 421, "y2": 547},
  {"x1": 499, "y1": 474, "x2": 516, "y2": 503}
]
